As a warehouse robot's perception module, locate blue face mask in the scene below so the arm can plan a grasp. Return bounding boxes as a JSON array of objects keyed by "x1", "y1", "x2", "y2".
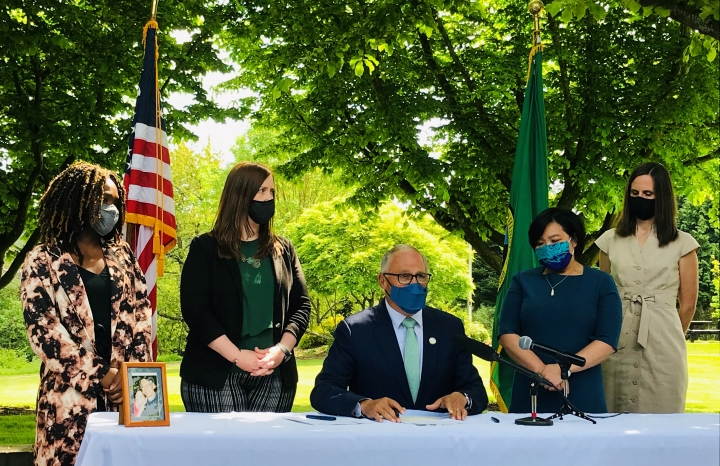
[
  {"x1": 535, "y1": 240, "x2": 573, "y2": 271},
  {"x1": 388, "y1": 283, "x2": 428, "y2": 314}
]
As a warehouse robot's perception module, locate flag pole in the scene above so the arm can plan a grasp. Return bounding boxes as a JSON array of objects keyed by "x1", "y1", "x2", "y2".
[
  {"x1": 151, "y1": 0, "x2": 159, "y2": 19},
  {"x1": 526, "y1": 1, "x2": 544, "y2": 82},
  {"x1": 530, "y1": 0, "x2": 543, "y2": 38}
]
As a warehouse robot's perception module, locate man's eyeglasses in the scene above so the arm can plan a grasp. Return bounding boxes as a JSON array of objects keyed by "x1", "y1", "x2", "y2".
[{"x1": 382, "y1": 273, "x2": 432, "y2": 285}]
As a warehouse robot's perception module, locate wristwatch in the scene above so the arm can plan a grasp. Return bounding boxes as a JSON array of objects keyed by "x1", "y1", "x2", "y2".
[
  {"x1": 462, "y1": 392, "x2": 472, "y2": 410},
  {"x1": 276, "y1": 343, "x2": 292, "y2": 362}
]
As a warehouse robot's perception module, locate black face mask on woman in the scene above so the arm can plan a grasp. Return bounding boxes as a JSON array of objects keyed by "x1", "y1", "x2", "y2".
[
  {"x1": 629, "y1": 196, "x2": 655, "y2": 221},
  {"x1": 248, "y1": 198, "x2": 275, "y2": 225}
]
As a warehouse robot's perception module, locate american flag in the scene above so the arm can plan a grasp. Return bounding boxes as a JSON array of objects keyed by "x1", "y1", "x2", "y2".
[{"x1": 124, "y1": 20, "x2": 177, "y2": 361}]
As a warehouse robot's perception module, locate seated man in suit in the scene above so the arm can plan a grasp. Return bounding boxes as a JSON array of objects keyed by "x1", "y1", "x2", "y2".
[{"x1": 310, "y1": 244, "x2": 488, "y2": 422}]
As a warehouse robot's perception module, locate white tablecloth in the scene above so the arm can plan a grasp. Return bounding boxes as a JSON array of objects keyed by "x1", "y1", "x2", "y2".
[{"x1": 76, "y1": 411, "x2": 720, "y2": 466}]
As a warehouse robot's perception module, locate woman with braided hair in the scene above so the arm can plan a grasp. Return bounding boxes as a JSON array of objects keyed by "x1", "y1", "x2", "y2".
[{"x1": 21, "y1": 162, "x2": 152, "y2": 466}]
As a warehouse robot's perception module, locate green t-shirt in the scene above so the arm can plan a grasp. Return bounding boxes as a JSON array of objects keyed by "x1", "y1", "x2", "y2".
[{"x1": 236, "y1": 239, "x2": 275, "y2": 353}]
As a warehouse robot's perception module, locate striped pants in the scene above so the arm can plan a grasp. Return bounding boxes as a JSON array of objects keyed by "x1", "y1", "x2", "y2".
[{"x1": 181, "y1": 370, "x2": 296, "y2": 413}]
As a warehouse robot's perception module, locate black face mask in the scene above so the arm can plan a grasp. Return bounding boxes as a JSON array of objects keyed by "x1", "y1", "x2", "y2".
[
  {"x1": 629, "y1": 196, "x2": 655, "y2": 221},
  {"x1": 248, "y1": 198, "x2": 275, "y2": 224}
]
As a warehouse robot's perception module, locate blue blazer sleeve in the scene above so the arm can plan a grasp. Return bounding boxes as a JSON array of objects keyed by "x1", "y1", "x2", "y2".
[{"x1": 310, "y1": 320, "x2": 365, "y2": 416}]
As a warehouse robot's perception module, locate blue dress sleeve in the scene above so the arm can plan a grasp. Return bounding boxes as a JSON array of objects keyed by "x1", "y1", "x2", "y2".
[
  {"x1": 498, "y1": 275, "x2": 523, "y2": 337},
  {"x1": 590, "y1": 273, "x2": 622, "y2": 350}
]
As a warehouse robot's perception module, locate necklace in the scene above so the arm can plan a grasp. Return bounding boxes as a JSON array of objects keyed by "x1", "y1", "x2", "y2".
[
  {"x1": 544, "y1": 274, "x2": 569, "y2": 296},
  {"x1": 240, "y1": 237, "x2": 261, "y2": 268},
  {"x1": 240, "y1": 254, "x2": 261, "y2": 268}
]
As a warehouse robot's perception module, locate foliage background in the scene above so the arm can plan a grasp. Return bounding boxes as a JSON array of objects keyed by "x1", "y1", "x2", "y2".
[{"x1": 1, "y1": 0, "x2": 718, "y2": 357}]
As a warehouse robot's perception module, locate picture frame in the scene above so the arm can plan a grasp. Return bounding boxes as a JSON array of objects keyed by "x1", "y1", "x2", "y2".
[{"x1": 119, "y1": 362, "x2": 170, "y2": 427}]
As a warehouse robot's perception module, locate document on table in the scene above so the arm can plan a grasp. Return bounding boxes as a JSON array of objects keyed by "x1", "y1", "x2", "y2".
[
  {"x1": 283, "y1": 413, "x2": 366, "y2": 426},
  {"x1": 398, "y1": 410, "x2": 454, "y2": 425}
]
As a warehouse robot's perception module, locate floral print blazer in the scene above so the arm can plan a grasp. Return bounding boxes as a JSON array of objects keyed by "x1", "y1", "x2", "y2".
[{"x1": 21, "y1": 240, "x2": 152, "y2": 466}]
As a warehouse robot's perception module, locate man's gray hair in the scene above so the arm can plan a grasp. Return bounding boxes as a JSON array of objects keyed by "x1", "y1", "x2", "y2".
[{"x1": 380, "y1": 244, "x2": 430, "y2": 273}]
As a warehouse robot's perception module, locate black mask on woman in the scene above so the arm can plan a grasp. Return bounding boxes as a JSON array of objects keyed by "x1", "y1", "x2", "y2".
[
  {"x1": 629, "y1": 196, "x2": 655, "y2": 220},
  {"x1": 248, "y1": 199, "x2": 275, "y2": 224}
]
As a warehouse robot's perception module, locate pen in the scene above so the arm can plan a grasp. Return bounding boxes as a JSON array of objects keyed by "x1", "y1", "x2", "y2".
[
  {"x1": 286, "y1": 418, "x2": 313, "y2": 425},
  {"x1": 491, "y1": 416, "x2": 500, "y2": 423},
  {"x1": 306, "y1": 414, "x2": 336, "y2": 421}
]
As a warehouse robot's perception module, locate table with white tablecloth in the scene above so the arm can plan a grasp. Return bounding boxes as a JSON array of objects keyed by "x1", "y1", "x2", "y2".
[{"x1": 76, "y1": 410, "x2": 720, "y2": 466}]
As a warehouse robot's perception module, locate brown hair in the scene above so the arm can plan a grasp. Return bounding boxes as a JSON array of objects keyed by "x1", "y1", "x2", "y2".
[
  {"x1": 211, "y1": 161, "x2": 280, "y2": 259},
  {"x1": 616, "y1": 162, "x2": 678, "y2": 247},
  {"x1": 37, "y1": 161, "x2": 126, "y2": 262}
]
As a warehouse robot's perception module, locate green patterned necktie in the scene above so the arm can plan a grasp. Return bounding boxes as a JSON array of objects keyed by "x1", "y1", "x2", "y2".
[{"x1": 402, "y1": 317, "x2": 420, "y2": 403}]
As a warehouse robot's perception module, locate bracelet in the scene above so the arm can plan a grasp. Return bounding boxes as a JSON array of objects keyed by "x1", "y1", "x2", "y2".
[
  {"x1": 276, "y1": 343, "x2": 292, "y2": 362},
  {"x1": 233, "y1": 349, "x2": 243, "y2": 366}
]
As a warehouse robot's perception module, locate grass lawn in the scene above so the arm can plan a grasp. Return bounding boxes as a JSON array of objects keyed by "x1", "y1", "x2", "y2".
[
  {"x1": 684, "y1": 341, "x2": 720, "y2": 412},
  {"x1": 1, "y1": 341, "x2": 717, "y2": 445}
]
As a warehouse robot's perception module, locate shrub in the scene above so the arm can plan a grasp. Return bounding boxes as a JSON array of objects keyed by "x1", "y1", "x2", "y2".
[
  {"x1": 156, "y1": 353, "x2": 183, "y2": 362},
  {"x1": 0, "y1": 283, "x2": 34, "y2": 361},
  {"x1": 298, "y1": 319, "x2": 336, "y2": 349},
  {"x1": 473, "y1": 304, "x2": 496, "y2": 337},
  {"x1": 298, "y1": 330, "x2": 332, "y2": 349},
  {"x1": 441, "y1": 304, "x2": 490, "y2": 342},
  {"x1": 464, "y1": 320, "x2": 490, "y2": 344},
  {"x1": 0, "y1": 348, "x2": 28, "y2": 370}
]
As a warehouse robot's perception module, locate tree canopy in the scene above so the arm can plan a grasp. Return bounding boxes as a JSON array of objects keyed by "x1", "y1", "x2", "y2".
[
  {"x1": 546, "y1": 0, "x2": 720, "y2": 42},
  {"x1": 285, "y1": 201, "x2": 474, "y2": 320},
  {"x1": 0, "y1": 0, "x2": 238, "y2": 289},
  {"x1": 220, "y1": 0, "x2": 719, "y2": 271}
]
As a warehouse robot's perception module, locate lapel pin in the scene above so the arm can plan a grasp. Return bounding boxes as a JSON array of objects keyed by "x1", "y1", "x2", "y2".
[{"x1": 429, "y1": 337, "x2": 436, "y2": 345}]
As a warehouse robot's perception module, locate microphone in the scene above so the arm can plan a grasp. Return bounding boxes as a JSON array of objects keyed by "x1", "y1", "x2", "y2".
[
  {"x1": 518, "y1": 336, "x2": 586, "y2": 367},
  {"x1": 451, "y1": 335, "x2": 553, "y2": 389}
]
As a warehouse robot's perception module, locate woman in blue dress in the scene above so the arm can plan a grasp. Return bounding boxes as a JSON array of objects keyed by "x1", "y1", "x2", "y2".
[{"x1": 498, "y1": 208, "x2": 622, "y2": 414}]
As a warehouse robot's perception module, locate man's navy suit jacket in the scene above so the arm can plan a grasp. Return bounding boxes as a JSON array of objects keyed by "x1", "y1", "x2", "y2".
[{"x1": 310, "y1": 300, "x2": 488, "y2": 416}]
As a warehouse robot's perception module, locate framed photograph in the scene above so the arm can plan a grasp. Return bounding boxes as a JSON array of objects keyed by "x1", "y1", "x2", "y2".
[{"x1": 120, "y1": 362, "x2": 170, "y2": 427}]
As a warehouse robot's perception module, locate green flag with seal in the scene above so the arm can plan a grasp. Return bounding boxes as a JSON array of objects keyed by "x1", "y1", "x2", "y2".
[{"x1": 490, "y1": 35, "x2": 549, "y2": 412}]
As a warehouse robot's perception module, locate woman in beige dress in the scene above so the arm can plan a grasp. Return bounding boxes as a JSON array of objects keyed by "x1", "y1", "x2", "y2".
[{"x1": 596, "y1": 162, "x2": 699, "y2": 413}]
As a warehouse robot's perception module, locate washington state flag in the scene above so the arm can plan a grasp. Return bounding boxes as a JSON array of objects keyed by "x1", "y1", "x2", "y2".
[{"x1": 490, "y1": 44, "x2": 549, "y2": 412}]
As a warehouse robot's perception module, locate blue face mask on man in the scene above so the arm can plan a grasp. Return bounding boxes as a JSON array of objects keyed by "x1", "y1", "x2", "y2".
[
  {"x1": 535, "y1": 239, "x2": 574, "y2": 271},
  {"x1": 388, "y1": 283, "x2": 428, "y2": 314}
]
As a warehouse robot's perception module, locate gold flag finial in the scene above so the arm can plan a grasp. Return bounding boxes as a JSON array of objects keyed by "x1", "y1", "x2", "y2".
[
  {"x1": 151, "y1": 0, "x2": 159, "y2": 19},
  {"x1": 528, "y1": 0, "x2": 544, "y2": 16},
  {"x1": 528, "y1": 1, "x2": 544, "y2": 36},
  {"x1": 526, "y1": 0, "x2": 544, "y2": 82}
]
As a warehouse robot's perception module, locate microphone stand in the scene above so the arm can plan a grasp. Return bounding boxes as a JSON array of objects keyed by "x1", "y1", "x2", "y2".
[
  {"x1": 547, "y1": 362, "x2": 596, "y2": 424},
  {"x1": 515, "y1": 381, "x2": 553, "y2": 426}
]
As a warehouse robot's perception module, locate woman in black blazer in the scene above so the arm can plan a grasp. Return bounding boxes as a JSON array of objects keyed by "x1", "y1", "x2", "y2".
[{"x1": 180, "y1": 162, "x2": 311, "y2": 412}]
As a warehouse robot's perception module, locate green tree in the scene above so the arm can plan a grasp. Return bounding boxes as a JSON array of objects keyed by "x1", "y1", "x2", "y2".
[
  {"x1": 0, "y1": 276, "x2": 33, "y2": 361},
  {"x1": 677, "y1": 197, "x2": 720, "y2": 320},
  {"x1": 220, "y1": 0, "x2": 719, "y2": 272},
  {"x1": 710, "y1": 257, "x2": 719, "y2": 321},
  {"x1": 231, "y1": 125, "x2": 354, "y2": 229},
  {"x1": 546, "y1": 0, "x2": 719, "y2": 42},
  {"x1": 285, "y1": 201, "x2": 474, "y2": 327},
  {"x1": 155, "y1": 141, "x2": 226, "y2": 355},
  {"x1": 472, "y1": 257, "x2": 500, "y2": 307},
  {"x1": 0, "y1": 0, "x2": 240, "y2": 290}
]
